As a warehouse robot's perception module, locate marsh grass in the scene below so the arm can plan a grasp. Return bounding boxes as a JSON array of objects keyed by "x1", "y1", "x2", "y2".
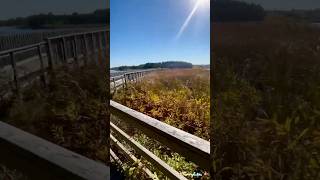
[
  {"x1": 114, "y1": 69, "x2": 210, "y2": 140},
  {"x1": 212, "y1": 18, "x2": 320, "y2": 179}
]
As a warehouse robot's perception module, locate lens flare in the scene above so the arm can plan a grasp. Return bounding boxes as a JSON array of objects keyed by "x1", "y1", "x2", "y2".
[{"x1": 175, "y1": 0, "x2": 208, "y2": 40}]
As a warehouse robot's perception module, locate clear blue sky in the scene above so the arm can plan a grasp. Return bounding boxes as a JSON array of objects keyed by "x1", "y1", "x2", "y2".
[{"x1": 110, "y1": 0, "x2": 210, "y2": 67}]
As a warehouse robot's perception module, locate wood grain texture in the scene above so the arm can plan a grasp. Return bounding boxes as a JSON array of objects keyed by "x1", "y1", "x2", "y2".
[
  {"x1": 110, "y1": 100, "x2": 210, "y2": 170},
  {"x1": 0, "y1": 121, "x2": 110, "y2": 180}
]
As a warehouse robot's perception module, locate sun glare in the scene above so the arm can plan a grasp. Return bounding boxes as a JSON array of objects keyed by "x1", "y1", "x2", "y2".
[
  {"x1": 175, "y1": 0, "x2": 209, "y2": 40},
  {"x1": 198, "y1": 0, "x2": 207, "y2": 5}
]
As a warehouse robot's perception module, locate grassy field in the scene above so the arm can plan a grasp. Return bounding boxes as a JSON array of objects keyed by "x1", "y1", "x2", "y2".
[
  {"x1": 113, "y1": 68, "x2": 210, "y2": 139},
  {"x1": 212, "y1": 17, "x2": 320, "y2": 180},
  {"x1": 112, "y1": 68, "x2": 210, "y2": 179}
]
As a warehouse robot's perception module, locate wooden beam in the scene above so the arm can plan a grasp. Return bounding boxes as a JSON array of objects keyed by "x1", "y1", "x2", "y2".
[
  {"x1": 0, "y1": 121, "x2": 110, "y2": 180},
  {"x1": 45, "y1": 38, "x2": 54, "y2": 70},
  {"x1": 37, "y1": 44, "x2": 46, "y2": 87},
  {"x1": 9, "y1": 51, "x2": 19, "y2": 93},
  {"x1": 110, "y1": 122, "x2": 187, "y2": 180},
  {"x1": 110, "y1": 100, "x2": 210, "y2": 170},
  {"x1": 110, "y1": 134, "x2": 154, "y2": 178}
]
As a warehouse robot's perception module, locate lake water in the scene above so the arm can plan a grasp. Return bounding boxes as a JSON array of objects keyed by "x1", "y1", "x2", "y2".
[
  {"x1": 111, "y1": 70, "x2": 126, "y2": 77},
  {"x1": 0, "y1": 26, "x2": 51, "y2": 36},
  {"x1": 0, "y1": 27, "x2": 33, "y2": 35}
]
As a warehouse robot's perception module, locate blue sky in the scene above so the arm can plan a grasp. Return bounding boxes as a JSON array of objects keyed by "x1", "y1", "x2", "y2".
[{"x1": 110, "y1": 0, "x2": 210, "y2": 67}]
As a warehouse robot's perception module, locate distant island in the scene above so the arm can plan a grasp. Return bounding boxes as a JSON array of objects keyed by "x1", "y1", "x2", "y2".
[
  {"x1": 111, "y1": 61, "x2": 193, "y2": 71},
  {"x1": 212, "y1": 0, "x2": 320, "y2": 23},
  {"x1": 212, "y1": 0, "x2": 266, "y2": 22},
  {"x1": 0, "y1": 9, "x2": 109, "y2": 29}
]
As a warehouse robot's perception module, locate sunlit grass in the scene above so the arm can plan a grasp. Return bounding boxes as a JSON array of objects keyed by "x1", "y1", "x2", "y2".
[{"x1": 113, "y1": 68, "x2": 210, "y2": 140}]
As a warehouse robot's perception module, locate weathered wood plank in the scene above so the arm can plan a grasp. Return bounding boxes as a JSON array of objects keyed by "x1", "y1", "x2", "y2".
[
  {"x1": 37, "y1": 44, "x2": 46, "y2": 86},
  {"x1": 110, "y1": 122, "x2": 187, "y2": 180},
  {"x1": 9, "y1": 52, "x2": 19, "y2": 93},
  {"x1": 110, "y1": 134, "x2": 154, "y2": 178},
  {"x1": 0, "y1": 121, "x2": 110, "y2": 180},
  {"x1": 110, "y1": 100, "x2": 210, "y2": 170}
]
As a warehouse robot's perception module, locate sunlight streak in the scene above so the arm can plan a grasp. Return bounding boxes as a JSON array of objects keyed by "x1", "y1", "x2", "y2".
[{"x1": 175, "y1": 0, "x2": 201, "y2": 40}]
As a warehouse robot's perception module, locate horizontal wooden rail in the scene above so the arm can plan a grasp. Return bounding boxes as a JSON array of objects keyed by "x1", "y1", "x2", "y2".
[
  {"x1": 0, "y1": 121, "x2": 109, "y2": 180},
  {"x1": 111, "y1": 122, "x2": 187, "y2": 180},
  {"x1": 0, "y1": 42, "x2": 47, "y2": 56},
  {"x1": 0, "y1": 27, "x2": 107, "y2": 51},
  {"x1": 47, "y1": 29, "x2": 107, "y2": 40},
  {"x1": 110, "y1": 134, "x2": 154, "y2": 178},
  {"x1": 110, "y1": 100, "x2": 210, "y2": 171},
  {"x1": 110, "y1": 69, "x2": 161, "y2": 93}
]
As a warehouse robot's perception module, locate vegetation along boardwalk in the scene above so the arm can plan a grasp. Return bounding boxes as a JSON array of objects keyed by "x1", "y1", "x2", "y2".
[{"x1": 110, "y1": 69, "x2": 210, "y2": 179}]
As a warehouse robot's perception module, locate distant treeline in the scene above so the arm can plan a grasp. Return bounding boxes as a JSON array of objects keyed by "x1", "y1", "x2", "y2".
[
  {"x1": 0, "y1": 9, "x2": 109, "y2": 29},
  {"x1": 212, "y1": 0, "x2": 266, "y2": 22},
  {"x1": 268, "y1": 9, "x2": 320, "y2": 22},
  {"x1": 112, "y1": 61, "x2": 193, "y2": 71}
]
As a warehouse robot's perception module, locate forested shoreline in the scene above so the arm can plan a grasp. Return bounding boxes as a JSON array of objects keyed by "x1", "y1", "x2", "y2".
[{"x1": 0, "y1": 9, "x2": 108, "y2": 29}]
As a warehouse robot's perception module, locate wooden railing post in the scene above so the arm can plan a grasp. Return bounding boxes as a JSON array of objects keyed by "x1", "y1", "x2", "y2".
[
  {"x1": 83, "y1": 34, "x2": 89, "y2": 66},
  {"x1": 37, "y1": 45, "x2": 46, "y2": 87},
  {"x1": 45, "y1": 38, "x2": 54, "y2": 71},
  {"x1": 62, "y1": 37, "x2": 67, "y2": 64},
  {"x1": 137, "y1": 72, "x2": 140, "y2": 82},
  {"x1": 124, "y1": 74, "x2": 127, "y2": 87},
  {"x1": 73, "y1": 35, "x2": 79, "y2": 66},
  {"x1": 98, "y1": 32, "x2": 103, "y2": 50},
  {"x1": 91, "y1": 33, "x2": 96, "y2": 52},
  {"x1": 122, "y1": 76, "x2": 125, "y2": 89},
  {"x1": 113, "y1": 77, "x2": 116, "y2": 93},
  {"x1": 90, "y1": 33, "x2": 97, "y2": 64},
  {"x1": 97, "y1": 32, "x2": 103, "y2": 65},
  {"x1": 9, "y1": 52, "x2": 19, "y2": 93}
]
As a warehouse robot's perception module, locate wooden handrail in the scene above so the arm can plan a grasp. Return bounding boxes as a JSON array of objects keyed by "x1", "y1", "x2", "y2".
[
  {"x1": 0, "y1": 121, "x2": 110, "y2": 180},
  {"x1": 111, "y1": 122, "x2": 188, "y2": 180},
  {"x1": 0, "y1": 42, "x2": 47, "y2": 56},
  {"x1": 47, "y1": 29, "x2": 108, "y2": 40},
  {"x1": 1, "y1": 29, "x2": 109, "y2": 94},
  {"x1": 110, "y1": 100, "x2": 210, "y2": 170},
  {"x1": 110, "y1": 134, "x2": 154, "y2": 178}
]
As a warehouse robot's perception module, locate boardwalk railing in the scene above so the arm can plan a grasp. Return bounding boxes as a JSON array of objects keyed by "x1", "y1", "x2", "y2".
[
  {"x1": 110, "y1": 69, "x2": 157, "y2": 93},
  {"x1": 0, "y1": 121, "x2": 109, "y2": 180},
  {"x1": 0, "y1": 27, "x2": 107, "y2": 51},
  {"x1": 110, "y1": 70, "x2": 210, "y2": 179},
  {"x1": 0, "y1": 28, "x2": 109, "y2": 179},
  {"x1": 0, "y1": 29, "x2": 108, "y2": 95}
]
